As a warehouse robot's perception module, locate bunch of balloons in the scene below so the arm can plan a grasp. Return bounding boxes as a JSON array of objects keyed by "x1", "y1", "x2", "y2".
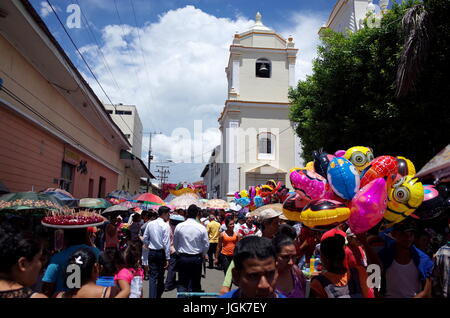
[
  {"x1": 282, "y1": 146, "x2": 444, "y2": 233},
  {"x1": 233, "y1": 180, "x2": 289, "y2": 211}
]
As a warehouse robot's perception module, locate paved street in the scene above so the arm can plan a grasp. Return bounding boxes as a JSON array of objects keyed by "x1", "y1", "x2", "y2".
[{"x1": 143, "y1": 266, "x2": 226, "y2": 298}]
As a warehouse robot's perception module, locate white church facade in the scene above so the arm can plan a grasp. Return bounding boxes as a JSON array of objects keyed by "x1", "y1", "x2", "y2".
[
  {"x1": 319, "y1": 0, "x2": 390, "y2": 34},
  {"x1": 202, "y1": 13, "x2": 303, "y2": 201}
]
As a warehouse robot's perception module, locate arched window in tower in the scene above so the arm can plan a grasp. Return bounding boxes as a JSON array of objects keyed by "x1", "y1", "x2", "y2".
[
  {"x1": 256, "y1": 58, "x2": 271, "y2": 78},
  {"x1": 258, "y1": 132, "x2": 275, "y2": 160}
]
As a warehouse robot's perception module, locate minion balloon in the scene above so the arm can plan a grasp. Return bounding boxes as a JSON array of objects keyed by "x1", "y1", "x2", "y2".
[
  {"x1": 396, "y1": 156, "x2": 416, "y2": 176},
  {"x1": 384, "y1": 175, "x2": 424, "y2": 225},
  {"x1": 344, "y1": 146, "x2": 374, "y2": 173}
]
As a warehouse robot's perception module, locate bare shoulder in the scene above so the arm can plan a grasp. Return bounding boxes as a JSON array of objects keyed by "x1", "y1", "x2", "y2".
[{"x1": 32, "y1": 292, "x2": 49, "y2": 298}]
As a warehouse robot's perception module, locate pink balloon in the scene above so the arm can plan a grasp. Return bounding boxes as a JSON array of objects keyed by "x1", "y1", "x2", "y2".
[
  {"x1": 290, "y1": 169, "x2": 327, "y2": 200},
  {"x1": 349, "y1": 178, "x2": 387, "y2": 234},
  {"x1": 335, "y1": 150, "x2": 346, "y2": 157}
]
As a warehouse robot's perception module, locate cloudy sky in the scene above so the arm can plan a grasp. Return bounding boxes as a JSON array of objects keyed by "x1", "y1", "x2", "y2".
[{"x1": 31, "y1": 0, "x2": 336, "y2": 183}]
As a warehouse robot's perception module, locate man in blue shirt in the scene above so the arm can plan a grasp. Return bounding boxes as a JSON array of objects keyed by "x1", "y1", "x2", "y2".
[
  {"x1": 220, "y1": 236, "x2": 285, "y2": 298},
  {"x1": 42, "y1": 229, "x2": 100, "y2": 297},
  {"x1": 377, "y1": 220, "x2": 433, "y2": 298}
]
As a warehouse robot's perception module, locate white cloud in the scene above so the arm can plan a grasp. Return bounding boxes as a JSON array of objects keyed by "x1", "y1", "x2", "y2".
[
  {"x1": 79, "y1": 5, "x2": 325, "y2": 182},
  {"x1": 40, "y1": 1, "x2": 59, "y2": 18}
]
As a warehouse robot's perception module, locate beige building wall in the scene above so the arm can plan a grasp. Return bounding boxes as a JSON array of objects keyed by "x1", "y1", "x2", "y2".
[
  {"x1": 238, "y1": 52, "x2": 290, "y2": 103},
  {"x1": 104, "y1": 104, "x2": 143, "y2": 158},
  {"x1": 239, "y1": 32, "x2": 286, "y2": 49},
  {"x1": 117, "y1": 168, "x2": 141, "y2": 195}
]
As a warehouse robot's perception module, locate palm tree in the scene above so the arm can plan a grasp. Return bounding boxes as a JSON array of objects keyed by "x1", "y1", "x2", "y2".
[{"x1": 395, "y1": 4, "x2": 430, "y2": 98}]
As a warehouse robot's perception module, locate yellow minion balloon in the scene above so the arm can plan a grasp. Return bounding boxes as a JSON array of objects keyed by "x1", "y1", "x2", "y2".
[
  {"x1": 384, "y1": 175, "x2": 424, "y2": 225},
  {"x1": 397, "y1": 156, "x2": 416, "y2": 176},
  {"x1": 344, "y1": 146, "x2": 374, "y2": 172}
]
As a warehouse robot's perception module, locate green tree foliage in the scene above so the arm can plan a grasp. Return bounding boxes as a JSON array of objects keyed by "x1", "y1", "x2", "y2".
[{"x1": 289, "y1": 0, "x2": 450, "y2": 170}]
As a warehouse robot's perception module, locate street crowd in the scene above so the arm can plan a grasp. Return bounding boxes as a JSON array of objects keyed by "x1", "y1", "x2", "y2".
[{"x1": 0, "y1": 204, "x2": 449, "y2": 299}]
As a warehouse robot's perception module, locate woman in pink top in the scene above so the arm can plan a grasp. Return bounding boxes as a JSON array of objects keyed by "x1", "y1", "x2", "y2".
[
  {"x1": 273, "y1": 234, "x2": 306, "y2": 298},
  {"x1": 114, "y1": 242, "x2": 144, "y2": 298}
]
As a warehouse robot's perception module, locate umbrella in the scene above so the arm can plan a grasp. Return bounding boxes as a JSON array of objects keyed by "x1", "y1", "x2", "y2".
[
  {"x1": 169, "y1": 193, "x2": 204, "y2": 209},
  {"x1": 249, "y1": 203, "x2": 284, "y2": 218},
  {"x1": 416, "y1": 144, "x2": 450, "y2": 180},
  {"x1": 107, "y1": 190, "x2": 133, "y2": 200},
  {"x1": 0, "y1": 192, "x2": 63, "y2": 211},
  {"x1": 79, "y1": 198, "x2": 112, "y2": 209},
  {"x1": 42, "y1": 191, "x2": 79, "y2": 208},
  {"x1": 44, "y1": 188, "x2": 74, "y2": 198},
  {"x1": 164, "y1": 194, "x2": 177, "y2": 203},
  {"x1": 102, "y1": 204, "x2": 131, "y2": 214},
  {"x1": 117, "y1": 193, "x2": 166, "y2": 211},
  {"x1": 101, "y1": 204, "x2": 132, "y2": 218},
  {"x1": 134, "y1": 193, "x2": 165, "y2": 205},
  {"x1": 205, "y1": 199, "x2": 229, "y2": 210}
]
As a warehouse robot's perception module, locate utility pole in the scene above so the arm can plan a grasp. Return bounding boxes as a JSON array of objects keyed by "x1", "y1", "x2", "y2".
[
  {"x1": 145, "y1": 131, "x2": 162, "y2": 192},
  {"x1": 156, "y1": 165, "x2": 170, "y2": 189}
]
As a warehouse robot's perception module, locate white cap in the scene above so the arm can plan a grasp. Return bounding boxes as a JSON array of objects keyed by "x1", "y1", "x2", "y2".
[{"x1": 258, "y1": 208, "x2": 283, "y2": 221}]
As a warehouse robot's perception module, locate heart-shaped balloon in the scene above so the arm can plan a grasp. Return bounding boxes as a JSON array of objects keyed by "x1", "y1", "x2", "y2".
[{"x1": 349, "y1": 178, "x2": 387, "y2": 234}]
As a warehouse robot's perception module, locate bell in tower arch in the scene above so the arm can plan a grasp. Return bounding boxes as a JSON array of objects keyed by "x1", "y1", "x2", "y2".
[{"x1": 256, "y1": 59, "x2": 271, "y2": 78}]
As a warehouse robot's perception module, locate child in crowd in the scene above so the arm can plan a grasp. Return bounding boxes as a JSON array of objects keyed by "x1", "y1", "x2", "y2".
[{"x1": 114, "y1": 242, "x2": 144, "y2": 298}]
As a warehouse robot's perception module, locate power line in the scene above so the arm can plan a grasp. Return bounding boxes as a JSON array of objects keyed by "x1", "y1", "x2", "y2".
[
  {"x1": 129, "y1": 0, "x2": 160, "y2": 132},
  {"x1": 46, "y1": 0, "x2": 144, "y2": 150},
  {"x1": 75, "y1": 0, "x2": 159, "y2": 152},
  {"x1": 75, "y1": 0, "x2": 122, "y2": 95},
  {"x1": 112, "y1": 0, "x2": 159, "y2": 133}
]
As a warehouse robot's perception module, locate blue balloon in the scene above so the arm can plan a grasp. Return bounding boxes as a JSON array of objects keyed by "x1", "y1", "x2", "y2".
[
  {"x1": 235, "y1": 197, "x2": 251, "y2": 207},
  {"x1": 254, "y1": 196, "x2": 264, "y2": 208},
  {"x1": 327, "y1": 157, "x2": 360, "y2": 200}
]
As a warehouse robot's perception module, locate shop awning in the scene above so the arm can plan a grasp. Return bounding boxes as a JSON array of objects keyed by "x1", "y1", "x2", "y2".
[
  {"x1": 415, "y1": 144, "x2": 450, "y2": 180},
  {"x1": 120, "y1": 150, "x2": 155, "y2": 179}
]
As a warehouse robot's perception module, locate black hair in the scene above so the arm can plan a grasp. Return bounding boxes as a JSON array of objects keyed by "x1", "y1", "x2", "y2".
[
  {"x1": 187, "y1": 204, "x2": 199, "y2": 218},
  {"x1": 99, "y1": 249, "x2": 123, "y2": 276},
  {"x1": 233, "y1": 236, "x2": 276, "y2": 271},
  {"x1": 0, "y1": 221, "x2": 42, "y2": 274},
  {"x1": 132, "y1": 213, "x2": 141, "y2": 222},
  {"x1": 272, "y1": 234, "x2": 295, "y2": 254},
  {"x1": 123, "y1": 241, "x2": 141, "y2": 269},
  {"x1": 392, "y1": 218, "x2": 418, "y2": 233},
  {"x1": 158, "y1": 206, "x2": 171, "y2": 216},
  {"x1": 225, "y1": 215, "x2": 234, "y2": 226},
  {"x1": 64, "y1": 228, "x2": 90, "y2": 246},
  {"x1": 320, "y1": 237, "x2": 346, "y2": 272},
  {"x1": 279, "y1": 224, "x2": 297, "y2": 240},
  {"x1": 140, "y1": 210, "x2": 149, "y2": 220},
  {"x1": 66, "y1": 247, "x2": 97, "y2": 287}
]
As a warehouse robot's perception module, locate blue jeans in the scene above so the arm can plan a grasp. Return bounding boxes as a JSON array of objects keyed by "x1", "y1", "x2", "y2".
[
  {"x1": 148, "y1": 249, "x2": 165, "y2": 298},
  {"x1": 164, "y1": 253, "x2": 178, "y2": 290}
]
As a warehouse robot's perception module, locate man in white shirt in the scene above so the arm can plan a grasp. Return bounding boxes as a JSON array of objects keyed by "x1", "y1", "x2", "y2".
[
  {"x1": 174, "y1": 204, "x2": 209, "y2": 297},
  {"x1": 234, "y1": 213, "x2": 246, "y2": 233},
  {"x1": 143, "y1": 206, "x2": 171, "y2": 298}
]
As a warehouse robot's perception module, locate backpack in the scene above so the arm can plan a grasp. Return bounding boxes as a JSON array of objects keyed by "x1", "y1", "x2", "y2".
[{"x1": 312, "y1": 268, "x2": 363, "y2": 298}]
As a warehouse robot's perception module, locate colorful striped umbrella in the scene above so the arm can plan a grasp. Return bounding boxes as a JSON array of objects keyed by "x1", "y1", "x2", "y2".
[{"x1": 133, "y1": 193, "x2": 165, "y2": 205}]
